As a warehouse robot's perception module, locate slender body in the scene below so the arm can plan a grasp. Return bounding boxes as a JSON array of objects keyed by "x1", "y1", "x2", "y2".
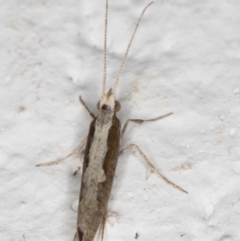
[{"x1": 76, "y1": 90, "x2": 121, "y2": 241}]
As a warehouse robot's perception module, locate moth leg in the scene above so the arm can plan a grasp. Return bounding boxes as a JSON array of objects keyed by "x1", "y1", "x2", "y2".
[
  {"x1": 121, "y1": 112, "x2": 173, "y2": 140},
  {"x1": 73, "y1": 232, "x2": 77, "y2": 241},
  {"x1": 99, "y1": 214, "x2": 107, "y2": 241},
  {"x1": 36, "y1": 137, "x2": 87, "y2": 167},
  {"x1": 79, "y1": 96, "x2": 95, "y2": 119},
  {"x1": 119, "y1": 144, "x2": 187, "y2": 194}
]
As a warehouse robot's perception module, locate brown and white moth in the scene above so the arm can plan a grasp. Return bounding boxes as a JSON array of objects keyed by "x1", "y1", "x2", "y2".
[{"x1": 37, "y1": 1, "x2": 187, "y2": 241}]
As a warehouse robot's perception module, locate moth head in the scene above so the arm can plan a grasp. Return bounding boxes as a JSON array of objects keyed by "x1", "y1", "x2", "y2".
[{"x1": 97, "y1": 88, "x2": 121, "y2": 113}]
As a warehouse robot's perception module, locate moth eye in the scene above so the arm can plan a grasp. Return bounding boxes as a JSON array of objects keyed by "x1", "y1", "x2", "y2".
[
  {"x1": 115, "y1": 100, "x2": 121, "y2": 112},
  {"x1": 96, "y1": 101, "x2": 111, "y2": 111},
  {"x1": 101, "y1": 104, "x2": 108, "y2": 110}
]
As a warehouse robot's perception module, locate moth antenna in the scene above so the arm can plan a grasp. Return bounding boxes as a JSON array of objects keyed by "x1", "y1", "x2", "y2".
[
  {"x1": 102, "y1": 0, "x2": 109, "y2": 97},
  {"x1": 113, "y1": 2, "x2": 153, "y2": 94}
]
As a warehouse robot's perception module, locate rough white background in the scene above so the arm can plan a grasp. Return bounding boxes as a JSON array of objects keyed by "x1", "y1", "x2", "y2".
[{"x1": 0, "y1": 0, "x2": 240, "y2": 240}]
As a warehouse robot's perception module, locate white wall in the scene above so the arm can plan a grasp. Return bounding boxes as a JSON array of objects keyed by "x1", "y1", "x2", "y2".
[{"x1": 0, "y1": 0, "x2": 239, "y2": 240}]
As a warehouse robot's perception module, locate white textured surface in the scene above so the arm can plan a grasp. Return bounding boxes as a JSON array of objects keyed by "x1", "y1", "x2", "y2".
[{"x1": 1, "y1": 0, "x2": 240, "y2": 241}]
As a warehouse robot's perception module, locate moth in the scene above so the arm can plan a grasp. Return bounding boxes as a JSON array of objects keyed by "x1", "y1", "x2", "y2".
[{"x1": 37, "y1": 1, "x2": 187, "y2": 241}]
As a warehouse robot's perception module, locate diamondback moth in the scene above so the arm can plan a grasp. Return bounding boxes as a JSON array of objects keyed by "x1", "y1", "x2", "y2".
[{"x1": 36, "y1": 1, "x2": 187, "y2": 240}]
